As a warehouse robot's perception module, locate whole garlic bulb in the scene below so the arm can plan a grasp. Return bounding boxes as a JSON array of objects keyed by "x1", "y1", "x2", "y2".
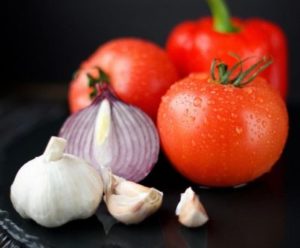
[{"x1": 10, "y1": 136, "x2": 104, "y2": 228}]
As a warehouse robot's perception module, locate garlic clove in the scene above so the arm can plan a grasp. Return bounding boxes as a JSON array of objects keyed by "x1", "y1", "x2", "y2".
[
  {"x1": 176, "y1": 187, "x2": 208, "y2": 228},
  {"x1": 10, "y1": 136, "x2": 104, "y2": 228},
  {"x1": 104, "y1": 177, "x2": 163, "y2": 225}
]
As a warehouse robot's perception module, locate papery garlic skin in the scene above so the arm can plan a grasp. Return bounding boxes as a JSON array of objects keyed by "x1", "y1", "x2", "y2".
[
  {"x1": 176, "y1": 187, "x2": 208, "y2": 228},
  {"x1": 10, "y1": 137, "x2": 104, "y2": 228},
  {"x1": 104, "y1": 175, "x2": 163, "y2": 225}
]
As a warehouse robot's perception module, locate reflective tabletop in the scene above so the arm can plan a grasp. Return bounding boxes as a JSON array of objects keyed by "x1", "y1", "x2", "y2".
[{"x1": 0, "y1": 98, "x2": 298, "y2": 248}]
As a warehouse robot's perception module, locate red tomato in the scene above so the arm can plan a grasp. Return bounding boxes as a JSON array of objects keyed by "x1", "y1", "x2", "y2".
[
  {"x1": 69, "y1": 38, "x2": 179, "y2": 120},
  {"x1": 157, "y1": 60, "x2": 288, "y2": 187}
]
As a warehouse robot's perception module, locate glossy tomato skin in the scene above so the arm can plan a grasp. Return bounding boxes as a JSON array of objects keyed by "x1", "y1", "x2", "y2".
[
  {"x1": 157, "y1": 73, "x2": 288, "y2": 187},
  {"x1": 166, "y1": 17, "x2": 288, "y2": 99},
  {"x1": 69, "y1": 38, "x2": 179, "y2": 120}
]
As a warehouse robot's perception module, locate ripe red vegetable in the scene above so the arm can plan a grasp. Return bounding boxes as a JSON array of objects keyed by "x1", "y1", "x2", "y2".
[
  {"x1": 166, "y1": 0, "x2": 287, "y2": 99},
  {"x1": 69, "y1": 38, "x2": 179, "y2": 120},
  {"x1": 157, "y1": 57, "x2": 288, "y2": 187}
]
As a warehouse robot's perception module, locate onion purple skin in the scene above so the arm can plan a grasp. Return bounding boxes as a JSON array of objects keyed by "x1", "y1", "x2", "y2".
[{"x1": 59, "y1": 87, "x2": 160, "y2": 182}]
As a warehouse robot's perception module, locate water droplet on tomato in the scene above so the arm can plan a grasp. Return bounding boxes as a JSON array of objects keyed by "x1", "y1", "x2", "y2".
[
  {"x1": 224, "y1": 87, "x2": 233, "y2": 92},
  {"x1": 231, "y1": 113, "x2": 237, "y2": 118},
  {"x1": 193, "y1": 97, "x2": 202, "y2": 107},
  {"x1": 235, "y1": 127, "x2": 243, "y2": 134},
  {"x1": 189, "y1": 116, "x2": 196, "y2": 122},
  {"x1": 237, "y1": 95, "x2": 243, "y2": 100},
  {"x1": 246, "y1": 88, "x2": 253, "y2": 94},
  {"x1": 258, "y1": 97, "x2": 264, "y2": 103}
]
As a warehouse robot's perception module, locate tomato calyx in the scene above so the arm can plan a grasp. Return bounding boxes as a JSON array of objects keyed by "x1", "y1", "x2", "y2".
[
  {"x1": 210, "y1": 56, "x2": 273, "y2": 87},
  {"x1": 87, "y1": 68, "x2": 110, "y2": 98}
]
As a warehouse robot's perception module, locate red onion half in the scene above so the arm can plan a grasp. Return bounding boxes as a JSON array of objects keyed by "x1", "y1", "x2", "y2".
[{"x1": 59, "y1": 87, "x2": 159, "y2": 182}]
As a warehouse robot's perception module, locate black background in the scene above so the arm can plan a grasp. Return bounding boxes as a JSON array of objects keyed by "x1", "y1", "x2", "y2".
[{"x1": 2, "y1": 0, "x2": 300, "y2": 103}]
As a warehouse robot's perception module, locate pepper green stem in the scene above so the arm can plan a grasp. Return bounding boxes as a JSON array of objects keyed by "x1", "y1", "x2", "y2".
[{"x1": 206, "y1": 0, "x2": 239, "y2": 33}]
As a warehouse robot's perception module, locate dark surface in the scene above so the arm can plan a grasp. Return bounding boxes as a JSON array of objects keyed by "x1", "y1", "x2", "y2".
[
  {"x1": 2, "y1": 0, "x2": 300, "y2": 104},
  {"x1": 0, "y1": 97, "x2": 299, "y2": 248}
]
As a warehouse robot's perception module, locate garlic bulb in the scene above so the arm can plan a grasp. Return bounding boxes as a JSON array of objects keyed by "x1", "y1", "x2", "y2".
[
  {"x1": 176, "y1": 187, "x2": 208, "y2": 228},
  {"x1": 59, "y1": 84, "x2": 159, "y2": 182},
  {"x1": 104, "y1": 174, "x2": 163, "y2": 225},
  {"x1": 10, "y1": 137, "x2": 104, "y2": 228}
]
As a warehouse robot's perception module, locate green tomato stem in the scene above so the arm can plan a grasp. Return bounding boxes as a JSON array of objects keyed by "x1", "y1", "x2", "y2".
[
  {"x1": 87, "y1": 68, "x2": 110, "y2": 99},
  {"x1": 210, "y1": 56, "x2": 273, "y2": 87},
  {"x1": 206, "y1": 0, "x2": 239, "y2": 33}
]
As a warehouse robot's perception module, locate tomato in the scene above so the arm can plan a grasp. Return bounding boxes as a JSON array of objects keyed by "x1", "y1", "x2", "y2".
[
  {"x1": 69, "y1": 38, "x2": 179, "y2": 120},
  {"x1": 157, "y1": 59, "x2": 288, "y2": 187}
]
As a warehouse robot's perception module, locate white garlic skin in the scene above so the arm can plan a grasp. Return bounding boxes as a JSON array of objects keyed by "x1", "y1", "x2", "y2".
[
  {"x1": 10, "y1": 138, "x2": 104, "y2": 228},
  {"x1": 104, "y1": 175, "x2": 163, "y2": 225},
  {"x1": 176, "y1": 187, "x2": 208, "y2": 228}
]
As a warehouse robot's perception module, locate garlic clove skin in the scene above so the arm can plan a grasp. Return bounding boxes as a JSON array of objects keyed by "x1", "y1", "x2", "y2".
[
  {"x1": 104, "y1": 177, "x2": 163, "y2": 225},
  {"x1": 10, "y1": 137, "x2": 104, "y2": 228},
  {"x1": 176, "y1": 187, "x2": 209, "y2": 228},
  {"x1": 113, "y1": 176, "x2": 151, "y2": 197}
]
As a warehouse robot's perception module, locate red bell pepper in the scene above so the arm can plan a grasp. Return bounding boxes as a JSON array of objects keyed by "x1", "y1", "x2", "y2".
[{"x1": 166, "y1": 0, "x2": 287, "y2": 99}]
